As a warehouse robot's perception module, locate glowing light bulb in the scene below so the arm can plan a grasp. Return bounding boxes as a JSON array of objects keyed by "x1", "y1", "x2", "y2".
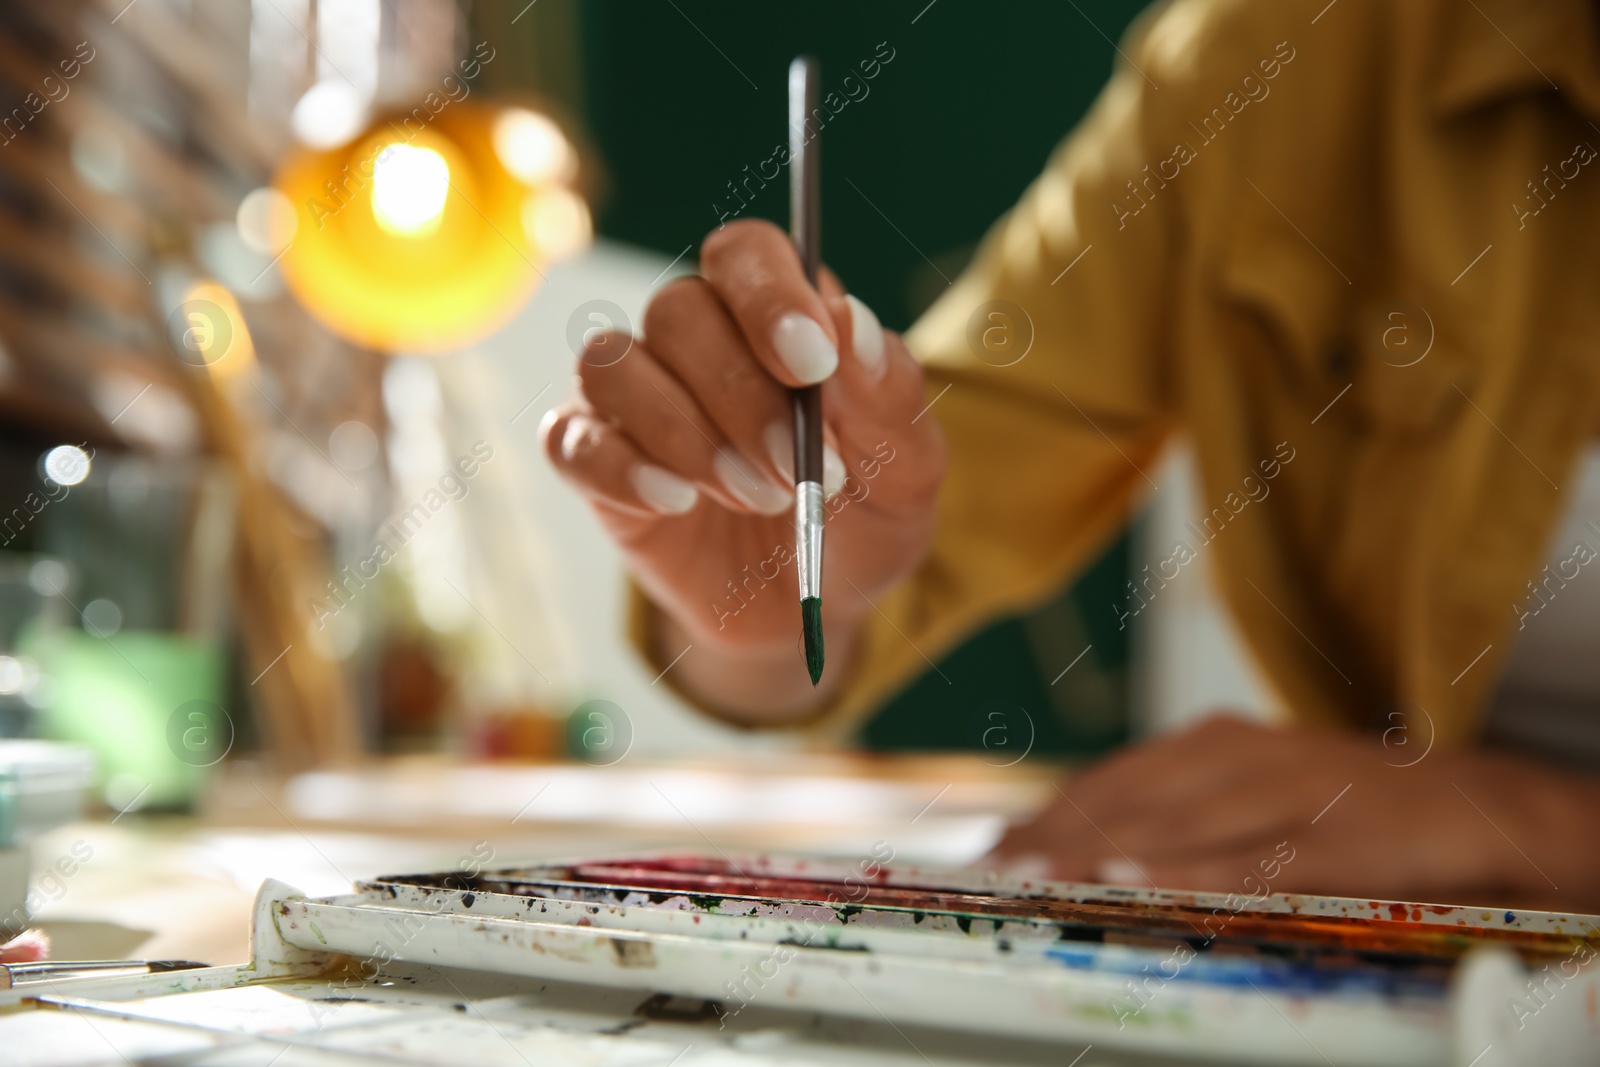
[
  {"x1": 371, "y1": 145, "x2": 451, "y2": 236},
  {"x1": 494, "y1": 108, "x2": 573, "y2": 184}
]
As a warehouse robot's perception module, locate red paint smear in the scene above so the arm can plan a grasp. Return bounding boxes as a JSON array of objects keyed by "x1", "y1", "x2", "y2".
[
  {"x1": 466, "y1": 858, "x2": 1596, "y2": 964},
  {"x1": 574, "y1": 864, "x2": 929, "y2": 908}
]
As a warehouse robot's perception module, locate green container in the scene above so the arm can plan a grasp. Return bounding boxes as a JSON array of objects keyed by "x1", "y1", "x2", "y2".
[{"x1": 30, "y1": 628, "x2": 226, "y2": 810}]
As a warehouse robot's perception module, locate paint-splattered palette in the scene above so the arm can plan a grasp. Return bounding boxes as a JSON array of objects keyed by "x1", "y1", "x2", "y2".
[{"x1": 251, "y1": 854, "x2": 1600, "y2": 1064}]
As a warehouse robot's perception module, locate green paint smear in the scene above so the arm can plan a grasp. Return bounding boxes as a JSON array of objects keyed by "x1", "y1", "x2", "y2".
[{"x1": 308, "y1": 921, "x2": 328, "y2": 945}]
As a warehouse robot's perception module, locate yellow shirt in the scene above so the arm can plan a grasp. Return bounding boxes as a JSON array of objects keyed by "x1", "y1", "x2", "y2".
[{"x1": 642, "y1": 0, "x2": 1600, "y2": 746}]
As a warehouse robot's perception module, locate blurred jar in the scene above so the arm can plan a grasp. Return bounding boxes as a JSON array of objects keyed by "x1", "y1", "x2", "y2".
[
  {"x1": 0, "y1": 556, "x2": 69, "y2": 737},
  {"x1": 25, "y1": 453, "x2": 236, "y2": 812}
]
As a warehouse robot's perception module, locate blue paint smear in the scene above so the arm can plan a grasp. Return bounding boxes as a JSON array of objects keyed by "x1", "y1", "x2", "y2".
[
  {"x1": 1043, "y1": 944, "x2": 1448, "y2": 999},
  {"x1": 1505, "y1": 911, "x2": 1516, "y2": 924}
]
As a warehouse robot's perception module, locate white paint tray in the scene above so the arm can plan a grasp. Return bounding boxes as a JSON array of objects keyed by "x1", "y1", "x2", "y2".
[
  {"x1": 259, "y1": 853, "x2": 1599, "y2": 1065},
  {"x1": 3, "y1": 853, "x2": 1596, "y2": 1066}
]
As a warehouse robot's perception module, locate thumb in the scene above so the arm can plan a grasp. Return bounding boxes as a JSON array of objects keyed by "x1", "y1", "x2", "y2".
[{"x1": 0, "y1": 929, "x2": 49, "y2": 963}]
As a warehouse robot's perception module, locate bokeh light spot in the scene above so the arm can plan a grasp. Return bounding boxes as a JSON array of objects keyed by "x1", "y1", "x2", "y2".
[{"x1": 372, "y1": 145, "x2": 451, "y2": 236}]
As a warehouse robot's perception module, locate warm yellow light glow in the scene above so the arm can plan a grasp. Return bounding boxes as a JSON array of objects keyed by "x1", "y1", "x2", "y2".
[
  {"x1": 178, "y1": 280, "x2": 256, "y2": 382},
  {"x1": 493, "y1": 108, "x2": 573, "y2": 184},
  {"x1": 523, "y1": 187, "x2": 591, "y2": 260},
  {"x1": 273, "y1": 101, "x2": 590, "y2": 352},
  {"x1": 371, "y1": 145, "x2": 451, "y2": 235}
]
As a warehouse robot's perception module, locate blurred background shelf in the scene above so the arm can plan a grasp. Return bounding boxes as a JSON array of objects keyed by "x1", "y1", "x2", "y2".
[{"x1": 26, "y1": 752, "x2": 1054, "y2": 965}]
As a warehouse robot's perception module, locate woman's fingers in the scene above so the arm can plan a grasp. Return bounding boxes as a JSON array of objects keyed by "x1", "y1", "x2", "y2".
[
  {"x1": 988, "y1": 719, "x2": 1302, "y2": 880},
  {"x1": 576, "y1": 334, "x2": 793, "y2": 518},
  {"x1": 643, "y1": 269, "x2": 922, "y2": 510},
  {"x1": 553, "y1": 227, "x2": 946, "y2": 531},
  {"x1": 0, "y1": 929, "x2": 49, "y2": 964},
  {"x1": 577, "y1": 333, "x2": 792, "y2": 516},
  {"x1": 699, "y1": 219, "x2": 840, "y2": 387},
  {"x1": 1095, "y1": 774, "x2": 1312, "y2": 862},
  {"x1": 551, "y1": 290, "x2": 922, "y2": 523},
  {"x1": 819, "y1": 294, "x2": 946, "y2": 509},
  {"x1": 651, "y1": 220, "x2": 941, "y2": 513},
  {"x1": 1058, "y1": 716, "x2": 1276, "y2": 822},
  {"x1": 1124, "y1": 839, "x2": 1301, "y2": 897},
  {"x1": 540, "y1": 406, "x2": 699, "y2": 518},
  {"x1": 642, "y1": 276, "x2": 805, "y2": 492}
]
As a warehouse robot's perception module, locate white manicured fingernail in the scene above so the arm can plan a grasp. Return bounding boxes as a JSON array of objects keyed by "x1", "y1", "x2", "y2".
[
  {"x1": 715, "y1": 451, "x2": 792, "y2": 515},
  {"x1": 998, "y1": 853, "x2": 1053, "y2": 881},
  {"x1": 631, "y1": 464, "x2": 698, "y2": 515},
  {"x1": 1096, "y1": 859, "x2": 1147, "y2": 886},
  {"x1": 771, "y1": 313, "x2": 838, "y2": 384},
  {"x1": 845, "y1": 295, "x2": 886, "y2": 379},
  {"x1": 823, "y1": 445, "x2": 846, "y2": 498},
  {"x1": 763, "y1": 421, "x2": 795, "y2": 484}
]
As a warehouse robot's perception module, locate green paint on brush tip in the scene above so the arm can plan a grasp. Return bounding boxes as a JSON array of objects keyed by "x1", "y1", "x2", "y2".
[{"x1": 801, "y1": 596, "x2": 824, "y2": 686}]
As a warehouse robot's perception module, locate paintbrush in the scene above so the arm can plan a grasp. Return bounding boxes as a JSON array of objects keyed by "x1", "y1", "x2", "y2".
[
  {"x1": 0, "y1": 959, "x2": 208, "y2": 990},
  {"x1": 789, "y1": 56, "x2": 825, "y2": 685}
]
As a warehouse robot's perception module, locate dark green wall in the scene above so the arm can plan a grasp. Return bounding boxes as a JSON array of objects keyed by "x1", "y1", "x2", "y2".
[
  {"x1": 574, "y1": 1, "x2": 1153, "y2": 332},
  {"x1": 500, "y1": 0, "x2": 1156, "y2": 757}
]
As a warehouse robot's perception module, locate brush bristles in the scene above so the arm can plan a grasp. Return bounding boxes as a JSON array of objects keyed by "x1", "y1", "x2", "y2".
[{"x1": 801, "y1": 596, "x2": 824, "y2": 686}]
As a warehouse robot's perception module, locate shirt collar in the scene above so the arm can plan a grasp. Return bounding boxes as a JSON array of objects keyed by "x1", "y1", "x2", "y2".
[{"x1": 1431, "y1": 0, "x2": 1600, "y2": 121}]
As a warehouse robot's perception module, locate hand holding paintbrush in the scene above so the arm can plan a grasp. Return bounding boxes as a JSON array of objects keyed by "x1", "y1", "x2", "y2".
[{"x1": 543, "y1": 58, "x2": 946, "y2": 720}]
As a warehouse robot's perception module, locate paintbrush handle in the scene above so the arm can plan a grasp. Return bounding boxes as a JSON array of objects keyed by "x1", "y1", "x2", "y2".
[
  {"x1": 0, "y1": 959, "x2": 207, "y2": 990},
  {"x1": 788, "y1": 56, "x2": 823, "y2": 488}
]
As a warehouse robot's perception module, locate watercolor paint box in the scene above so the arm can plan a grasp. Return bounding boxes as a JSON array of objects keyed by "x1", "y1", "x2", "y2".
[
  {"x1": 259, "y1": 853, "x2": 1597, "y2": 1065},
  {"x1": 5, "y1": 854, "x2": 1596, "y2": 1065}
]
